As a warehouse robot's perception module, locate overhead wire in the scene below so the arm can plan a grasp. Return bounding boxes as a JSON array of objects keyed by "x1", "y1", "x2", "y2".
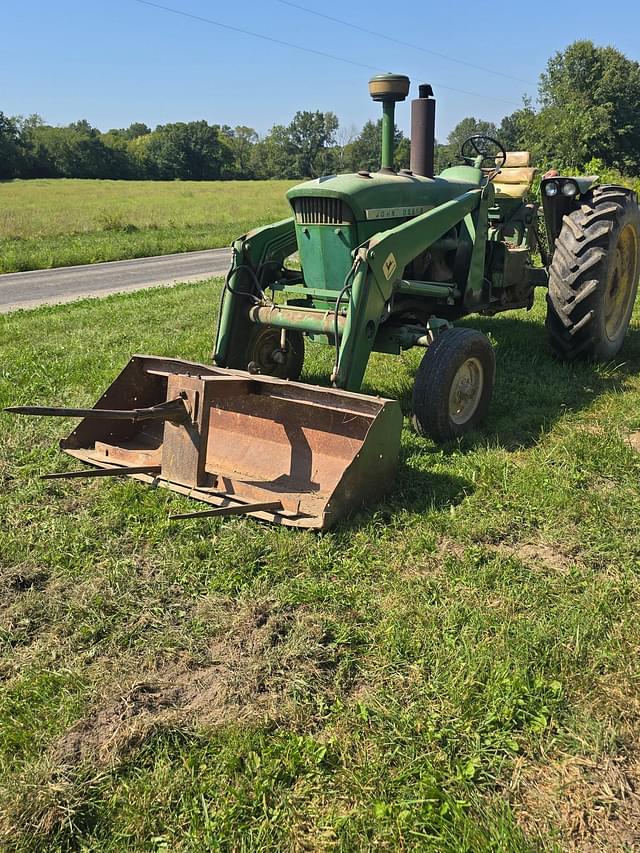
[
  {"x1": 276, "y1": 0, "x2": 537, "y2": 87},
  {"x1": 131, "y1": 0, "x2": 525, "y2": 108},
  {"x1": 133, "y1": 0, "x2": 379, "y2": 71}
]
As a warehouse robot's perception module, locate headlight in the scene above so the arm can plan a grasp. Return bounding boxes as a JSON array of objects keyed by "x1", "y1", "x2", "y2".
[
  {"x1": 561, "y1": 180, "x2": 578, "y2": 197},
  {"x1": 544, "y1": 181, "x2": 559, "y2": 197}
]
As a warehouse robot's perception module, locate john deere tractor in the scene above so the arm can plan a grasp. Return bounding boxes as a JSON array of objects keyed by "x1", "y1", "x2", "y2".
[
  {"x1": 8, "y1": 74, "x2": 640, "y2": 529},
  {"x1": 214, "y1": 73, "x2": 640, "y2": 441}
]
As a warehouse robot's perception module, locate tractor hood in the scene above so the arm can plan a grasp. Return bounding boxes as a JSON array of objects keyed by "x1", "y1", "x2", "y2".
[{"x1": 287, "y1": 166, "x2": 482, "y2": 223}]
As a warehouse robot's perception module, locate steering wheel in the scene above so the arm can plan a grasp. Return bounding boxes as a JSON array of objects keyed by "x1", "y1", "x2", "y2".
[{"x1": 460, "y1": 135, "x2": 507, "y2": 171}]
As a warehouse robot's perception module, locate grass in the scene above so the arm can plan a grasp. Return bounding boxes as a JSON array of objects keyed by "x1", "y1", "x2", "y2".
[
  {"x1": 1, "y1": 281, "x2": 639, "y2": 851},
  {"x1": 0, "y1": 179, "x2": 295, "y2": 273}
]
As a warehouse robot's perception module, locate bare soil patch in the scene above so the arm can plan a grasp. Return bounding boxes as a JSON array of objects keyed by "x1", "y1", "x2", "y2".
[
  {"x1": 497, "y1": 540, "x2": 580, "y2": 573},
  {"x1": 627, "y1": 430, "x2": 640, "y2": 452},
  {"x1": 513, "y1": 750, "x2": 640, "y2": 851},
  {"x1": 54, "y1": 600, "x2": 340, "y2": 767},
  {"x1": 436, "y1": 536, "x2": 468, "y2": 561}
]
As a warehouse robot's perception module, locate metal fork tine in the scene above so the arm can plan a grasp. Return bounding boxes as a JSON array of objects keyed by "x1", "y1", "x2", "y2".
[
  {"x1": 169, "y1": 500, "x2": 283, "y2": 520},
  {"x1": 42, "y1": 465, "x2": 161, "y2": 480},
  {"x1": 5, "y1": 397, "x2": 189, "y2": 423}
]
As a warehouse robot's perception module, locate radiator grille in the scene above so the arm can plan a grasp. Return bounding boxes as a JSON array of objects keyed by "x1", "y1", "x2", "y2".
[{"x1": 293, "y1": 197, "x2": 353, "y2": 225}]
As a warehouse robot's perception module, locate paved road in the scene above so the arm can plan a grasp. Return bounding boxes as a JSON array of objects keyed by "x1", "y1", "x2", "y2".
[{"x1": 0, "y1": 247, "x2": 232, "y2": 313}]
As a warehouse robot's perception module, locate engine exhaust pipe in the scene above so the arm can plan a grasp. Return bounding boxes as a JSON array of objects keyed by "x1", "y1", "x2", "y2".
[{"x1": 410, "y1": 83, "x2": 436, "y2": 178}]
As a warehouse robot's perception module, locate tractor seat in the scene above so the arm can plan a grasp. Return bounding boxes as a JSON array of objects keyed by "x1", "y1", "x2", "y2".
[{"x1": 493, "y1": 151, "x2": 535, "y2": 199}]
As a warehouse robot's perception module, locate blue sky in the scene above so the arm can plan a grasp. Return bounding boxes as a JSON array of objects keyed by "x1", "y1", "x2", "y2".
[{"x1": 3, "y1": 0, "x2": 640, "y2": 141}]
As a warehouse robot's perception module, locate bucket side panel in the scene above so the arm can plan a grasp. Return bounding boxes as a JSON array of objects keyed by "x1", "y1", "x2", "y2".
[
  {"x1": 205, "y1": 394, "x2": 372, "y2": 495},
  {"x1": 61, "y1": 358, "x2": 166, "y2": 451}
]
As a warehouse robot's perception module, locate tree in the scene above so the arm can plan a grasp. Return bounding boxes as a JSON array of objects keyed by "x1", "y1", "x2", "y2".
[
  {"x1": 251, "y1": 124, "x2": 294, "y2": 179},
  {"x1": 433, "y1": 117, "x2": 498, "y2": 173},
  {"x1": 251, "y1": 111, "x2": 339, "y2": 179},
  {"x1": 22, "y1": 123, "x2": 121, "y2": 178},
  {"x1": 287, "y1": 110, "x2": 338, "y2": 177},
  {"x1": 224, "y1": 125, "x2": 258, "y2": 178},
  {"x1": 0, "y1": 113, "x2": 23, "y2": 178},
  {"x1": 346, "y1": 119, "x2": 406, "y2": 172},
  {"x1": 145, "y1": 121, "x2": 232, "y2": 180},
  {"x1": 497, "y1": 104, "x2": 535, "y2": 152},
  {"x1": 106, "y1": 122, "x2": 151, "y2": 142},
  {"x1": 530, "y1": 40, "x2": 640, "y2": 172}
]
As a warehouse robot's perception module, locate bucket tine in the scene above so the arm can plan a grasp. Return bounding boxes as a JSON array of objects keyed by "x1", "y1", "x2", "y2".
[
  {"x1": 5, "y1": 397, "x2": 190, "y2": 423},
  {"x1": 42, "y1": 465, "x2": 161, "y2": 480},
  {"x1": 169, "y1": 500, "x2": 283, "y2": 520}
]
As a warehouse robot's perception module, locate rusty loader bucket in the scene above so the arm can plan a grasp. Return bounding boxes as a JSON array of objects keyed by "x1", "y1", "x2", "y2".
[{"x1": 7, "y1": 356, "x2": 402, "y2": 530}]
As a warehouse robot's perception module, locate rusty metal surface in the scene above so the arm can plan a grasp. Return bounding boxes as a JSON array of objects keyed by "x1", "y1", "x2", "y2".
[{"x1": 12, "y1": 355, "x2": 403, "y2": 530}]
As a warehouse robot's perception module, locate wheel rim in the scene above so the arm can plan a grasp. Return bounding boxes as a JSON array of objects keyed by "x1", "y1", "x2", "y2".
[
  {"x1": 604, "y1": 223, "x2": 639, "y2": 341},
  {"x1": 448, "y1": 357, "x2": 484, "y2": 425},
  {"x1": 250, "y1": 329, "x2": 296, "y2": 379}
]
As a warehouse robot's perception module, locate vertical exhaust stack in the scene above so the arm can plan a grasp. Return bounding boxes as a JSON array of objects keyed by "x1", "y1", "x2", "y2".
[
  {"x1": 410, "y1": 84, "x2": 436, "y2": 178},
  {"x1": 368, "y1": 73, "x2": 410, "y2": 173}
]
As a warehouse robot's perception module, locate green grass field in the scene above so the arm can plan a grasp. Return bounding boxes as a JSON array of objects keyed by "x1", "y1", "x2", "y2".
[
  {"x1": 1, "y1": 280, "x2": 639, "y2": 851},
  {"x1": 0, "y1": 179, "x2": 295, "y2": 273}
]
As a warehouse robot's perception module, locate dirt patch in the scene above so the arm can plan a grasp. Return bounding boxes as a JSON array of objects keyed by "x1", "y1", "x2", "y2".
[
  {"x1": 576, "y1": 423, "x2": 605, "y2": 437},
  {"x1": 437, "y1": 536, "x2": 468, "y2": 561},
  {"x1": 0, "y1": 564, "x2": 49, "y2": 595},
  {"x1": 495, "y1": 540, "x2": 580, "y2": 574},
  {"x1": 53, "y1": 601, "x2": 341, "y2": 767},
  {"x1": 0, "y1": 564, "x2": 51, "y2": 641},
  {"x1": 434, "y1": 536, "x2": 582, "y2": 574},
  {"x1": 627, "y1": 431, "x2": 640, "y2": 453},
  {"x1": 513, "y1": 750, "x2": 640, "y2": 851}
]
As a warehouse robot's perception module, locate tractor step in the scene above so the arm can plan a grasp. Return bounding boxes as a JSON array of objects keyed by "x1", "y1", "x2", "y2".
[{"x1": 7, "y1": 355, "x2": 402, "y2": 530}]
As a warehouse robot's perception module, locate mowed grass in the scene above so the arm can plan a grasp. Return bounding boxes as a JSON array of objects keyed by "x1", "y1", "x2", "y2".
[
  {"x1": 1, "y1": 282, "x2": 639, "y2": 851},
  {"x1": 0, "y1": 179, "x2": 295, "y2": 273}
]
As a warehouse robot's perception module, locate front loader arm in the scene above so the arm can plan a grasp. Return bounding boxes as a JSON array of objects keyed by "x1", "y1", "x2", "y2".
[
  {"x1": 332, "y1": 188, "x2": 483, "y2": 390},
  {"x1": 365, "y1": 187, "x2": 483, "y2": 288},
  {"x1": 214, "y1": 217, "x2": 297, "y2": 369}
]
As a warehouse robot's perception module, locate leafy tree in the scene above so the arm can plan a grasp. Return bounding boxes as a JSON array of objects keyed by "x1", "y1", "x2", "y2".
[
  {"x1": 106, "y1": 122, "x2": 151, "y2": 142},
  {"x1": 394, "y1": 136, "x2": 410, "y2": 171},
  {"x1": 251, "y1": 124, "x2": 294, "y2": 179},
  {"x1": 287, "y1": 110, "x2": 338, "y2": 177},
  {"x1": 67, "y1": 119, "x2": 99, "y2": 138},
  {"x1": 23, "y1": 124, "x2": 120, "y2": 178},
  {"x1": 223, "y1": 125, "x2": 258, "y2": 178},
  {"x1": 497, "y1": 104, "x2": 536, "y2": 152},
  {"x1": 434, "y1": 117, "x2": 499, "y2": 173},
  {"x1": 529, "y1": 40, "x2": 640, "y2": 172},
  {"x1": 145, "y1": 121, "x2": 232, "y2": 180},
  {"x1": 0, "y1": 112, "x2": 23, "y2": 178},
  {"x1": 346, "y1": 119, "x2": 406, "y2": 172},
  {"x1": 252, "y1": 112, "x2": 339, "y2": 179}
]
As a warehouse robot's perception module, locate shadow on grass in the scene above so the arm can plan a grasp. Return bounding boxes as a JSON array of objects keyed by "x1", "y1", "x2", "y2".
[
  {"x1": 311, "y1": 316, "x2": 640, "y2": 454},
  {"x1": 340, "y1": 465, "x2": 473, "y2": 531},
  {"x1": 462, "y1": 315, "x2": 640, "y2": 450}
]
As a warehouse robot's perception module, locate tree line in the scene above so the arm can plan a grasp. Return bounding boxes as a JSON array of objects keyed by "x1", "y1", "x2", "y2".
[
  {"x1": 0, "y1": 108, "x2": 411, "y2": 182},
  {"x1": 2, "y1": 40, "x2": 640, "y2": 182}
]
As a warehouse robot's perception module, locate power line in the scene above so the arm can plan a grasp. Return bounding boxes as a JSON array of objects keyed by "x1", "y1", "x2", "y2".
[
  {"x1": 132, "y1": 0, "x2": 523, "y2": 108},
  {"x1": 277, "y1": 0, "x2": 537, "y2": 88},
  {"x1": 133, "y1": 0, "x2": 379, "y2": 71}
]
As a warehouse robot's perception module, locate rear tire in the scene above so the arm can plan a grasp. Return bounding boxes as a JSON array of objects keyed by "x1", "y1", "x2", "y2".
[
  {"x1": 246, "y1": 326, "x2": 304, "y2": 380},
  {"x1": 546, "y1": 186, "x2": 640, "y2": 360},
  {"x1": 412, "y1": 328, "x2": 495, "y2": 441}
]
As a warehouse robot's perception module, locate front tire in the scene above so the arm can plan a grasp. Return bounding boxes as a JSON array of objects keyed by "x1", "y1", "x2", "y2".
[
  {"x1": 546, "y1": 186, "x2": 640, "y2": 360},
  {"x1": 412, "y1": 328, "x2": 495, "y2": 441}
]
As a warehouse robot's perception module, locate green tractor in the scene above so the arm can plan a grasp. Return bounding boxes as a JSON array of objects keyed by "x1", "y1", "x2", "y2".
[
  {"x1": 8, "y1": 74, "x2": 640, "y2": 529},
  {"x1": 214, "y1": 73, "x2": 640, "y2": 441}
]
